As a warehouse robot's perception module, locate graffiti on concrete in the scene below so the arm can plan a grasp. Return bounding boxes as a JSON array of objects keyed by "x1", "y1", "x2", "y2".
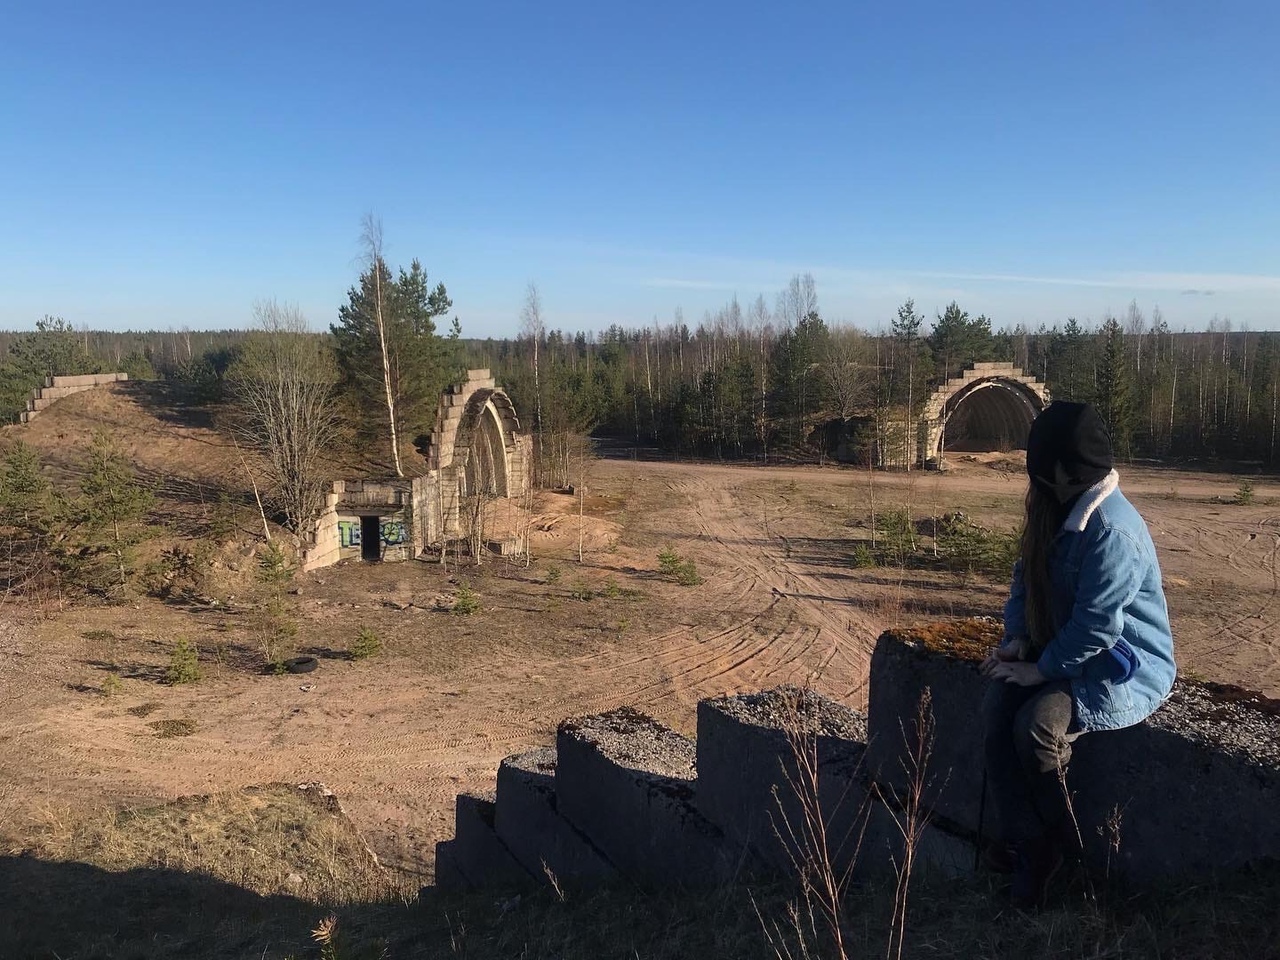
[{"x1": 338, "y1": 520, "x2": 408, "y2": 549}]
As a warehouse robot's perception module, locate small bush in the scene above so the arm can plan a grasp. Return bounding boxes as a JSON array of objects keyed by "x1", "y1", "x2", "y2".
[
  {"x1": 166, "y1": 637, "x2": 201, "y2": 685},
  {"x1": 545, "y1": 564, "x2": 562, "y2": 584},
  {"x1": 350, "y1": 627, "x2": 382, "y2": 660},
  {"x1": 453, "y1": 586, "x2": 480, "y2": 615},
  {"x1": 674, "y1": 560, "x2": 703, "y2": 586},
  {"x1": 603, "y1": 577, "x2": 622, "y2": 599},
  {"x1": 570, "y1": 581, "x2": 595, "y2": 602},
  {"x1": 851, "y1": 543, "x2": 877, "y2": 568},
  {"x1": 658, "y1": 545, "x2": 683, "y2": 577},
  {"x1": 658, "y1": 546, "x2": 703, "y2": 585},
  {"x1": 258, "y1": 540, "x2": 293, "y2": 587},
  {"x1": 101, "y1": 674, "x2": 122, "y2": 697},
  {"x1": 936, "y1": 515, "x2": 1018, "y2": 578},
  {"x1": 1235, "y1": 480, "x2": 1255, "y2": 506}
]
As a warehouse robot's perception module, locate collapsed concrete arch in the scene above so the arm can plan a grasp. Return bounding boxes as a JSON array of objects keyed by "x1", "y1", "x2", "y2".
[
  {"x1": 918, "y1": 362, "x2": 1050, "y2": 468},
  {"x1": 302, "y1": 369, "x2": 531, "y2": 570}
]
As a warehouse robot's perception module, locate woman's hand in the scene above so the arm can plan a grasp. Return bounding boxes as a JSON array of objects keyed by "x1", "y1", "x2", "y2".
[
  {"x1": 980, "y1": 637, "x2": 1027, "y2": 676},
  {"x1": 985, "y1": 661, "x2": 1047, "y2": 687}
]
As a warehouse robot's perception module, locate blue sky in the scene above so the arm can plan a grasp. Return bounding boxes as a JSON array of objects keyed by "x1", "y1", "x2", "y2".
[{"x1": 2, "y1": 1, "x2": 1277, "y2": 336}]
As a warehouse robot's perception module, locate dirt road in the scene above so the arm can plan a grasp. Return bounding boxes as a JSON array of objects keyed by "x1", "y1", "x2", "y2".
[{"x1": 2, "y1": 456, "x2": 1276, "y2": 882}]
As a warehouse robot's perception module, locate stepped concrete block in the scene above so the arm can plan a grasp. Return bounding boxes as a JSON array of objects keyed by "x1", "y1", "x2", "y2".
[
  {"x1": 495, "y1": 747, "x2": 619, "y2": 886},
  {"x1": 39, "y1": 385, "x2": 93, "y2": 400},
  {"x1": 696, "y1": 688, "x2": 869, "y2": 876},
  {"x1": 556, "y1": 708, "x2": 741, "y2": 886},
  {"x1": 867, "y1": 622, "x2": 1280, "y2": 882},
  {"x1": 449, "y1": 793, "x2": 535, "y2": 890},
  {"x1": 433, "y1": 840, "x2": 468, "y2": 890},
  {"x1": 1067, "y1": 683, "x2": 1280, "y2": 881},
  {"x1": 866, "y1": 628, "x2": 990, "y2": 833}
]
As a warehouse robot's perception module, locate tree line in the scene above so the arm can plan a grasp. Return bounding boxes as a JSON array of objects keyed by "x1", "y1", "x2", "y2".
[{"x1": 4, "y1": 269, "x2": 1279, "y2": 545}]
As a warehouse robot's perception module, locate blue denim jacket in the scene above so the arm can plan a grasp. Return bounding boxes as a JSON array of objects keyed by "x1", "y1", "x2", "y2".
[{"x1": 1003, "y1": 471, "x2": 1177, "y2": 732}]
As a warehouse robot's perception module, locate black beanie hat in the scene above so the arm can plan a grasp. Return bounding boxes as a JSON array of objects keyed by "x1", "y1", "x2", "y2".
[{"x1": 1026, "y1": 401, "x2": 1114, "y2": 505}]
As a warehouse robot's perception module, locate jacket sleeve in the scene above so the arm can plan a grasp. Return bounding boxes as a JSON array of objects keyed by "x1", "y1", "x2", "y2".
[
  {"x1": 1003, "y1": 559, "x2": 1027, "y2": 645},
  {"x1": 1036, "y1": 527, "x2": 1144, "y2": 680}
]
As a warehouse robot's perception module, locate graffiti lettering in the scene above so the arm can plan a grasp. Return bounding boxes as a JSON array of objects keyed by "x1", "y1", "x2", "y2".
[{"x1": 337, "y1": 519, "x2": 408, "y2": 549}]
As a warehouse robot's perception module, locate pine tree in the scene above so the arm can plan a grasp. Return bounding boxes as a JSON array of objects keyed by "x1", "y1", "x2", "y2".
[
  {"x1": 79, "y1": 431, "x2": 154, "y2": 590},
  {"x1": 332, "y1": 256, "x2": 456, "y2": 470},
  {"x1": 1096, "y1": 318, "x2": 1133, "y2": 458}
]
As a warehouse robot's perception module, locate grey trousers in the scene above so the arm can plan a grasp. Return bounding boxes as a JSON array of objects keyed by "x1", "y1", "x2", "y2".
[{"x1": 982, "y1": 679, "x2": 1082, "y2": 844}]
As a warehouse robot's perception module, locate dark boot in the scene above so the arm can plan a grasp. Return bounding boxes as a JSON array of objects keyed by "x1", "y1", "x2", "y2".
[{"x1": 1010, "y1": 834, "x2": 1064, "y2": 910}]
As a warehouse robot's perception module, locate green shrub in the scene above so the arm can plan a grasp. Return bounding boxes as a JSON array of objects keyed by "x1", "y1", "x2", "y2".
[
  {"x1": 1235, "y1": 480, "x2": 1255, "y2": 506},
  {"x1": 453, "y1": 586, "x2": 480, "y2": 615},
  {"x1": 851, "y1": 543, "x2": 877, "y2": 568},
  {"x1": 603, "y1": 577, "x2": 623, "y2": 599},
  {"x1": 658, "y1": 546, "x2": 703, "y2": 585},
  {"x1": 101, "y1": 673, "x2": 123, "y2": 697},
  {"x1": 545, "y1": 564, "x2": 562, "y2": 584},
  {"x1": 674, "y1": 560, "x2": 703, "y2": 586},
  {"x1": 350, "y1": 627, "x2": 382, "y2": 660},
  {"x1": 936, "y1": 515, "x2": 1018, "y2": 578},
  {"x1": 658, "y1": 545, "x2": 683, "y2": 576},
  {"x1": 570, "y1": 581, "x2": 595, "y2": 602},
  {"x1": 258, "y1": 540, "x2": 293, "y2": 587},
  {"x1": 166, "y1": 637, "x2": 201, "y2": 685}
]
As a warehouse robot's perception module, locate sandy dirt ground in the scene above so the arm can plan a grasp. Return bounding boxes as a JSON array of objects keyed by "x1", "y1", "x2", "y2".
[{"x1": 2, "y1": 390, "x2": 1278, "y2": 885}]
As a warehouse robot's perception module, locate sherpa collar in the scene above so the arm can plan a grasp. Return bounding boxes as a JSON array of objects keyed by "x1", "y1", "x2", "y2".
[{"x1": 1062, "y1": 469, "x2": 1119, "y2": 533}]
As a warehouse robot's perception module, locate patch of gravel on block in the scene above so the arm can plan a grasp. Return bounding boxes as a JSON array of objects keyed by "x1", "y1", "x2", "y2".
[
  {"x1": 559, "y1": 707, "x2": 696, "y2": 783},
  {"x1": 503, "y1": 745, "x2": 558, "y2": 778},
  {"x1": 708, "y1": 686, "x2": 868, "y2": 742},
  {"x1": 1150, "y1": 682, "x2": 1280, "y2": 768}
]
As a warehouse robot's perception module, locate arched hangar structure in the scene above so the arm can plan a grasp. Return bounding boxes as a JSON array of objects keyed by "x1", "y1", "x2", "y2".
[
  {"x1": 918, "y1": 362, "x2": 1050, "y2": 468},
  {"x1": 301, "y1": 369, "x2": 531, "y2": 570}
]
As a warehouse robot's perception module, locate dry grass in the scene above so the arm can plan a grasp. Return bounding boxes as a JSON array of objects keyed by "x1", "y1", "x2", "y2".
[{"x1": 1, "y1": 783, "x2": 410, "y2": 959}]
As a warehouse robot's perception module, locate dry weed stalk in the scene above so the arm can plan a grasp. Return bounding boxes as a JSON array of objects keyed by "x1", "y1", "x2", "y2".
[
  {"x1": 762, "y1": 688, "x2": 870, "y2": 960},
  {"x1": 883, "y1": 688, "x2": 937, "y2": 960}
]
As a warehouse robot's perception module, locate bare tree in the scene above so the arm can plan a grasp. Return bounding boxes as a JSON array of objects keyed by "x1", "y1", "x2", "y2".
[
  {"x1": 521, "y1": 282, "x2": 545, "y2": 444},
  {"x1": 360, "y1": 214, "x2": 404, "y2": 477},
  {"x1": 822, "y1": 326, "x2": 870, "y2": 421},
  {"x1": 226, "y1": 300, "x2": 341, "y2": 537}
]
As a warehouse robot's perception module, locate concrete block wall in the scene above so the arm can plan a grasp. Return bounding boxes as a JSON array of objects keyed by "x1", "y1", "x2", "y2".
[
  {"x1": 434, "y1": 621, "x2": 1280, "y2": 894},
  {"x1": 19, "y1": 372, "x2": 128, "y2": 423}
]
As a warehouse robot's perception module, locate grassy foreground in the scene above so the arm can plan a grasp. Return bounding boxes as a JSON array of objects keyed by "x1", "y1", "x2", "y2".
[{"x1": 2, "y1": 786, "x2": 1277, "y2": 959}]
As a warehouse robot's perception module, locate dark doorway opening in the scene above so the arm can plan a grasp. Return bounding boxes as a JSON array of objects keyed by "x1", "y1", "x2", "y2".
[{"x1": 360, "y1": 516, "x2": 381, "y2": 561}]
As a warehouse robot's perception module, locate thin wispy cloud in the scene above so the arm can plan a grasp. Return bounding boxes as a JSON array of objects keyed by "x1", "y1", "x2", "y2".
[
  {"x1": 904, "y1": 270, "x2": 1280, "y2": 293},
  {"x1": 1181, "y1": 289, "x2": 1216, "y2": 297},
  {"x1": 643, "y1": 277, "x2": 745, "y2": 292}
]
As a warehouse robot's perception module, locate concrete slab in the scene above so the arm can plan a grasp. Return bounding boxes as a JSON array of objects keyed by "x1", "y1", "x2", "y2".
[
  {"x1": 495, "y1": 747, "x2": 619, "y2": 887},
  {"x1": 433, "y1": 840, "x2": 468, "y2": 890},
  {"x1": 449, "y1": 792, "x2": 535, "y2": 890},
  {"x1": 865, "y1": 630, "x2": 988, "y2": 833},
  {"x1": 696, "y1": 687, "x2": 870, "y2": 876},
  {"x1": 867, "y1": 623, "x2": 1280, "y2": 883},
  {"x1": 1069, "y1": 682, "x2": 1280, "y2": 882},
  {"x1": 556, "y1": 707, "x2": 743, "y2": 886}
]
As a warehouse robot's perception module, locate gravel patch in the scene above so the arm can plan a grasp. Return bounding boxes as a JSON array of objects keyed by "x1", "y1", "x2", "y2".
[
  {"x1": 1152, "y1": 681, "x2": 1280, "y2": 769},
  {"x1": 707, "y1": 686, "x2": 867, "y2": 742},
  {"x1": 559, "y1": 707, "x2": 695, "y2": 781}
]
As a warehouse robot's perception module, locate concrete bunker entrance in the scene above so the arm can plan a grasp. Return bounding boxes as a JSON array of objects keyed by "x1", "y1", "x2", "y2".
[
  {"x1": 360, "y1": 516, "x2": 382, "y2": 561},
  {"x1": 918, "y1": 364, "x2": 1050, "y2": 468},
  {"x1": 941, "y1": 382, "x2": 1038, "y2": 454}
]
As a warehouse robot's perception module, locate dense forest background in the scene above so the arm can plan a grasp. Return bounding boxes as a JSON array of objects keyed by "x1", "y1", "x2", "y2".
[{"x1": 4, "y1": 271, "x2": 1279, "y2": 471}]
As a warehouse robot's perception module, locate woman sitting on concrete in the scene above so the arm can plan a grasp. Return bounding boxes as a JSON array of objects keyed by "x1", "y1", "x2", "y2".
[{"x1": 980, "y1": 400, "x2": 1176, "y2": 909}]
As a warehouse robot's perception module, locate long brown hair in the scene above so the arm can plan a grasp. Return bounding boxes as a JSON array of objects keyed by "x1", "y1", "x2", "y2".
[{"x1": 1020, "y1": 482, "x2": 1066, "y2": 656}]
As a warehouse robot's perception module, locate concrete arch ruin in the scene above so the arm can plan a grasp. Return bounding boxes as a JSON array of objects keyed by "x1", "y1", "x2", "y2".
[
  {"x1": 302, "y1": 369, "x2": 532, "y2": 570},
  {"x1": 918, "y1": 362, "x2": 1050, "y2": 468}
]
